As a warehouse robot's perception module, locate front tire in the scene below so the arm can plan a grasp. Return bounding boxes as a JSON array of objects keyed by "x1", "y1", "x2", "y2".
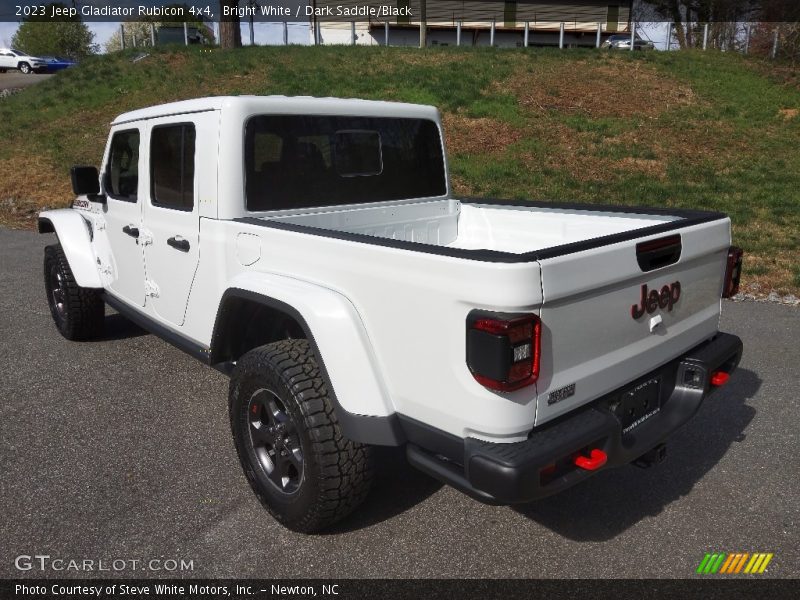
[
  {"x1": 19, "y1": 62, "x2": 31, "y2": 74},
  {"x1": 229, "y1": 339, "x2": 374, "y2": 533},
  {"x1": 44, "y1": 244, "x2": 104, "y2": 340}
]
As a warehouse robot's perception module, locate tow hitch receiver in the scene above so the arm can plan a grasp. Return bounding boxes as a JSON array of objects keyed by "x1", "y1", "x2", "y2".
[
  {"x1": 633, "y1": 443, "x2": 667, "y2": 468},
  {"x1": 573, "y1": 448, "x2": 607, "y2": 471}
]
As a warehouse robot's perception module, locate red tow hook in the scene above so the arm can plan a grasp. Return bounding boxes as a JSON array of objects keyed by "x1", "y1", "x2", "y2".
[
  {"x1": 710, "y1": 371, "x2": 730, "y2": 386},
  {"x1": 574, "y1": 448, "x2": 607, "y2": 471}
]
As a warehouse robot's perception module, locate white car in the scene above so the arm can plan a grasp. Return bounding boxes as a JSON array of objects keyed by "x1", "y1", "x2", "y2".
[
  {"x1": 0, "y1": 48, "x2": 48, "y2": 74},
  {"x1": 38, "y1": 96, "x2": 744, "y2": 532},
  {"x1": 603, "y1": 34, "x2": 656, "y2": 50}
]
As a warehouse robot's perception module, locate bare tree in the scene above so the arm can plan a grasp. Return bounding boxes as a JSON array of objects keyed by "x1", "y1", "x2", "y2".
[{"x1": 636, "y1": 0, "x2": 760, "y2": 49}]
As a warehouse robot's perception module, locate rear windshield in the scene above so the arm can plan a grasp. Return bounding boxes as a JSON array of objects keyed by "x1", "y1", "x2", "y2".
[{"x1": 245, "y1": 115, "x2": 446, "y2": 211}]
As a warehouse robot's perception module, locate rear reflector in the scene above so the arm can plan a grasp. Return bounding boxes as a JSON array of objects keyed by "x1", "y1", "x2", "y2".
[
  {"x1": 710, "y1": 371, "x2": 730, "y2": 386},
  {"x1": 722, "y1": 246, "x2": 744, "y2": 298},
  {"x1": 574, "y1": 449, "x2": 607, "y2": 471},
  {"x1": 467, "y1": 311, "x2": 541, "y2": 392}
]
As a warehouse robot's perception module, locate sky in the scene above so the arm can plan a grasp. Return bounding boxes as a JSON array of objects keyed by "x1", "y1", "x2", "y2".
[{"x1": 0, "y1": 20, "x2": 673, "y2": 52}]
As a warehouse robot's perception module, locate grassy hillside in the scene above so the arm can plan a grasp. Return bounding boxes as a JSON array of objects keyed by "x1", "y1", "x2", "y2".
[{"x1": 0, "y1": 46, "x2": 798, "y2": 295}]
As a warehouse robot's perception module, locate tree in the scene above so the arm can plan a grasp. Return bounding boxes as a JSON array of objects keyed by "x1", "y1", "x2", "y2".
[
  {"x1": 635, "y1": 0, "x2": 759, "y2": 49},
  {"x1": 219, "y1": 0, "x2": 243, "y2": 48},
  {"x1": 11, "y1": 2, "x2": 97, "y2": 58}
]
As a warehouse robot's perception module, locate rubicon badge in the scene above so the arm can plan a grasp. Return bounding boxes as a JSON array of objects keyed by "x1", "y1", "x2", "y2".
[{"x1": 631, "y1": 281, "x2": 681, "y2": 319}]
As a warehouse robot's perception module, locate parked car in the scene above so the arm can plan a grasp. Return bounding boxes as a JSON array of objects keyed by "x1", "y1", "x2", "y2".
[
  {"x1": 41, "y1": 56, "x2": 77, "y2": 73},
  {"x1": 0, "y1": 48, "x2": 49, "y2": 74},
  {"x1": 39, "y1": 96, "x2": 744, "y2": 532},
  {"x1": 603, "y1": 34, "x2": 655, "y2": 50}
]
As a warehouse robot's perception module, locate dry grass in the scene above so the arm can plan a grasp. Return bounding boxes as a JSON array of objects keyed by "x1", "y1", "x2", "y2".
[
  {"x1": 0, "y1": 156, "x2": 72, "y2": 228},
  {"x1": 443, "y1": 114, "x2": 523, "y2": 155},
  {"x1": 504, "y1": 56, "x2": 697, "y2": 118}
]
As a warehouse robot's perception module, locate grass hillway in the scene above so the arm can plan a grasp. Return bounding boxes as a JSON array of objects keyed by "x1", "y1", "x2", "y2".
[{"x1": 0, "y1": 45, "x2": 797, "y2": 295}]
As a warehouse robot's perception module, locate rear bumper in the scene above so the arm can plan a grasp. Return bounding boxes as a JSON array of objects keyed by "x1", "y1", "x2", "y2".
[{"x1": 406, "y1": 331, "x2": 743, "y2": 504}]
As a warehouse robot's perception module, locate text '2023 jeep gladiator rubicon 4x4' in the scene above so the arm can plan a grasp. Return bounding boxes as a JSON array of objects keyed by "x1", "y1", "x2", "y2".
[{"x1": 39, "y1": 96, "x2": 744, "y2": 532}]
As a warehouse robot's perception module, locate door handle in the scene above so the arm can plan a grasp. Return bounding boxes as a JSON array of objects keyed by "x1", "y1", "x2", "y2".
[
  {"x1": 167, "y1": 236, "x2": 190, "y2": 252},
  {"x1": 122, "y1": 225, "x2": 139, "y2": 238}
]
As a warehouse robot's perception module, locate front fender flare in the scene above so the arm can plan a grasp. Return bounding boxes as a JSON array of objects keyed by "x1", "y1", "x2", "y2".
[
  {"x1": 38, "y1": 209, "x2": 102, "y2": 288},
  {"x1": 212, "y1": 275, "x2": 405, "y2": 446}
]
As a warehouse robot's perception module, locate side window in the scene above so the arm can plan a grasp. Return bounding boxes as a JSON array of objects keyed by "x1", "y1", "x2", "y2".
[
  {"x1": 105, "y1": 129, "x2": 140, "y2": 201},
  {"x1": 150, "y1": 123, "x2": 195, "y2": 211}
]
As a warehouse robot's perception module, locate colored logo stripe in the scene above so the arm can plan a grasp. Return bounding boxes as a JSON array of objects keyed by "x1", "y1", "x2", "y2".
[{"x1": 700, "y1": 552, "x2": 774, "y2": 574}]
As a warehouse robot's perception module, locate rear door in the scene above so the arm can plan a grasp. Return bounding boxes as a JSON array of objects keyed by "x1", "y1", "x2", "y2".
[
  {"x1": 140, "y1": 112, "x2": 217, "y2": 327},
  {"x1": 534, "y1": 218, "x2": 731, "y2": 425}
]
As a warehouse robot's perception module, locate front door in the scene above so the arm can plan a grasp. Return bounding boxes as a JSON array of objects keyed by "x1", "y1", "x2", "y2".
[
  {"x1": 140, "y1": 113, "x2": 215, "y2": 327},
  {"x1": 102, "y1": 127, "x2": 146, "y2": 306}
]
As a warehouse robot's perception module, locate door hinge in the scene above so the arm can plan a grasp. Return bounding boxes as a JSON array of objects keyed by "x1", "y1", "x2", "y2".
[
  {"x1": 144, "y1": 280, "x2": 160, "y2": 298},
  {"x1": 138, "y1": 229, "x2": 154, "y2": 246}
]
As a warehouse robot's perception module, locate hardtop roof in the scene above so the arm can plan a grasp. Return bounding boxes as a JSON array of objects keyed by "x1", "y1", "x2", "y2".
[{"x1": 111, "y1": 96, "x2": 440, "y2": 126}]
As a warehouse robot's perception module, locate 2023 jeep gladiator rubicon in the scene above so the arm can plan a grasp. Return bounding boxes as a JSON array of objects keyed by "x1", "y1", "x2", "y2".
[{"x1": 39, "y1": 96, "x2": 744, "y2": 532}]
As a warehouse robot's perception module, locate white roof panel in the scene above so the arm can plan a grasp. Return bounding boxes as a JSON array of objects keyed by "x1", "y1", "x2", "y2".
[{"x1": 111, "y1": 95, "x2": 439, "y2": 125}]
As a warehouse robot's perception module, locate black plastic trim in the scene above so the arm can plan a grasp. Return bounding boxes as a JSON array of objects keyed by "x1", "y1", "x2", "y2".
[
  {"x1": 210, "y1": 288, "x2": 406, "y2": 446},
  {"x1": 37, "y1": 217, "x2": 55, "y2": 234},
  {"x1": 234, "y1": 198, "x2": 726, "y2": 264},
  {"x1": 398, "y1": 414, "x2": 465, "y2": 464},
  {"x1": 103, "y1": 293, "x2": 213, "y2": 366}
]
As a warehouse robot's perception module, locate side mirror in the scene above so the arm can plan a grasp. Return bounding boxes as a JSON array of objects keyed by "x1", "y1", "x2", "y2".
[{"x1": 70, "y1": 165, "x2": 100, "y2": 196}]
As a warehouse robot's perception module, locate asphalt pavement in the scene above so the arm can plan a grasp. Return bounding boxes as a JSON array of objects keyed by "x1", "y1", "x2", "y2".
[
  {"x1": 0, "y1": 71, "x2": 52, "y2": 91},
  {"x1": 1, "y1": 227, "x2": 798, "y2": 579}
]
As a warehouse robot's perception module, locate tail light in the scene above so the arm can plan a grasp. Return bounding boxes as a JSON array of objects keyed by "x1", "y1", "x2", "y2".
[
  {"x1": 466, "y1": 311, "x2": 541, "y2": 392},
  {"x1": 722, "y1": 246, "x2": 743, "y2": 298}
]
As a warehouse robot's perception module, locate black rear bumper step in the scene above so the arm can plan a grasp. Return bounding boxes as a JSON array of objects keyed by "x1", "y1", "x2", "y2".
[{"x1": 405, "y1": 332, "x2": 743, "y2": 504}]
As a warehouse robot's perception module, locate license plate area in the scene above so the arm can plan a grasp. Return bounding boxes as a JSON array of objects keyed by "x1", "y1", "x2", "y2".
[{"x1": 613, "y1": 377, "x2": 661, "y2": 434}]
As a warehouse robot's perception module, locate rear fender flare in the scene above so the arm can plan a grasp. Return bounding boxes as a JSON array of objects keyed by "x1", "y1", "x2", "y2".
[{"x1": 211, "y1": 274, "x2": 404, "y2": 446}]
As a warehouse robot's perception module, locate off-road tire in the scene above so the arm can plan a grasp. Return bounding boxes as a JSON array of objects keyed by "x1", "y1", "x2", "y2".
[
  {"x1": 229, "y1": 339, "x2": 374, "y2": 533},
  {"x1": 44, "y1": 244, "x2": 104, "y2": 340}
]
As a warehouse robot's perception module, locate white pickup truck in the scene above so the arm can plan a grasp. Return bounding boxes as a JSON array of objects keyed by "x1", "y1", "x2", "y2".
[{"x1": 39, "y1": 96, "x2": 744, "y2": 532}]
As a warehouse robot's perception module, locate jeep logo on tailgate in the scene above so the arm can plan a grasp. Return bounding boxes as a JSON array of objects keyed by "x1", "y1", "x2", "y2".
[{"x1": 631, "y1": 281, "x2": 681, "y2": 319}]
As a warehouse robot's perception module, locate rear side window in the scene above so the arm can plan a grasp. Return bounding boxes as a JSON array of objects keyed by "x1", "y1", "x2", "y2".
[
  {"x1": 150, "y1": 124, "x2": 195, "y2": 211},
  {"x1": 105, "y1": 129, "x2": 140, "y2": 201},
  {"x1": 245, "y1": 115, "x2": 446, "y2": 211}
]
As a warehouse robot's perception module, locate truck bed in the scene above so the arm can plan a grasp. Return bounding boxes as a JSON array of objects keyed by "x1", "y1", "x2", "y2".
[{"x1": 255, "y1": 198, "x2": 707, "y2": 259}]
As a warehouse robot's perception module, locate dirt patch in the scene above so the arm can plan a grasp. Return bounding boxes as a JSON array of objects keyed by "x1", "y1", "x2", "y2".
[
  {"x1": 443, "y1": 113, "x2": 523, "y2": 155},
  {"x1": 779, "y1": 108, "x2": 799, "y2": 120},
  {"x1": 0, "y1": 155, "x2": 71, "y2": 228},
  {"x1": 504, "y1": 57, "x2": 697, "y2": 118},
  {"x1": 157, "y1": 52, "x2": 190, "y2": 70}
]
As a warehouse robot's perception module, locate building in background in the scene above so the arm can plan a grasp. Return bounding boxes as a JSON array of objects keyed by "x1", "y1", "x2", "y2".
[{"x1": 311, "y1": 1, "x2": 632, "y2": 47}]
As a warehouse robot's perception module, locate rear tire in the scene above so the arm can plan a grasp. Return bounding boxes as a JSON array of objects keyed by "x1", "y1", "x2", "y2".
[
  {"x1": 229, "y1": 339, "x2": 374, "y2": 533},
  {"x1": 44, "y1": 244, "x2": 104, "y2": 340}
]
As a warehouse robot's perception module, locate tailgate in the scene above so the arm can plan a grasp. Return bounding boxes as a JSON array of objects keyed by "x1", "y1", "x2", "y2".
[{"x1": 535, "y1": 218, "x2": 730, "y2": 425}]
